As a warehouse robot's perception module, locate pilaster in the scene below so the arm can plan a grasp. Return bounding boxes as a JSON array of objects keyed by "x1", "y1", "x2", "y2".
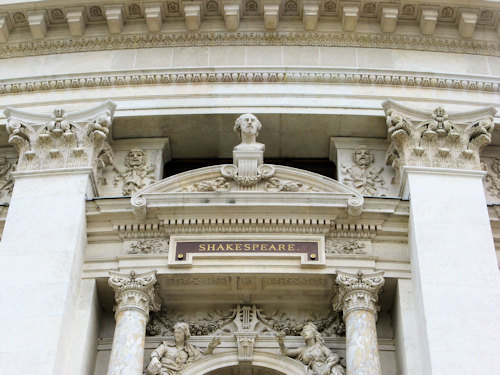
[
  {"x1": 0, "y1": 101, "x2": 116, "y2": 375},
  {"x1": 384, "y1": 100, "x2": 500, "y2": 375}
]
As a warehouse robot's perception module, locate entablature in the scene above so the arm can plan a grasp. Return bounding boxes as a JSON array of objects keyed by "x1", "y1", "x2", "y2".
[{"x1": 0, "y1": 0, "x2": 499, "y2": 58}]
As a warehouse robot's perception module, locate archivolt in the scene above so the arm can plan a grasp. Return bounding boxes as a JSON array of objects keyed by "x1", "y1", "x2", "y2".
[{"x1": 180, "y1": 350, "x2": 306, "y2": 375}]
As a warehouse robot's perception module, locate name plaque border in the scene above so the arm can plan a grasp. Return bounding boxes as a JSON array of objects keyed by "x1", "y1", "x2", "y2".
[{"x1": 168, "y1": 234, "x2": 325, "y2": 268}]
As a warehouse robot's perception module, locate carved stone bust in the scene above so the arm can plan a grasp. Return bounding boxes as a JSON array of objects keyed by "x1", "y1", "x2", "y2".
[{"x1": 233, "y1": 113, "x2": 265, "y2": 152}]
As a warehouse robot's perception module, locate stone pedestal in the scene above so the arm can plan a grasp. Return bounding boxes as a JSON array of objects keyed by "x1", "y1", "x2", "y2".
[
  {"x1": 333, "y1": 271, "x2": 384, "y2": 375},
  {"x1": 107, "y1": 270, "x2": 161, "y2": 375},
  {"x1": 0, "y1": 102, "x2": 115, "y2": 374}
]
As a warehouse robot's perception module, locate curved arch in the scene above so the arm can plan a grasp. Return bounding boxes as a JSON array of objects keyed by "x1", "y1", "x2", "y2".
[{"x1": 181, "y1": 350, "x2": 306, "y2": 375}]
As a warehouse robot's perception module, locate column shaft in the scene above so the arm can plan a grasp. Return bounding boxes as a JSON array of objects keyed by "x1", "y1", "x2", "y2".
[
  {"x1": 344, "y1": 309, "x2": 380, "y2": 375},
  {"x1": 108, "y1": 309, "x2": 149, "y2": 375},
  {"x1": 107, "y1": 271, "x2": 161, "y2": 375},
  {"x1": 334, "y1": 271, "x2": 384, "y2": 375}
]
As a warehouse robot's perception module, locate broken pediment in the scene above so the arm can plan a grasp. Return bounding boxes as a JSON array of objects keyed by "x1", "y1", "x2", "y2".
[{"x1": 131, "y1": 114, "x2": 363, "y2": 217}]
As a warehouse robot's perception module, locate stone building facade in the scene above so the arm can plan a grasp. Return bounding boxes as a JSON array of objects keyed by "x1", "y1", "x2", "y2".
[{"x1": 0, "y1": 1, "x2": 499, "y2": 374}]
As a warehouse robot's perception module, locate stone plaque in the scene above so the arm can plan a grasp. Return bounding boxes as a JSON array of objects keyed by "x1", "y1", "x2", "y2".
[{"x1": 175, "y1": 241, "x2": 319, "y2": 261}]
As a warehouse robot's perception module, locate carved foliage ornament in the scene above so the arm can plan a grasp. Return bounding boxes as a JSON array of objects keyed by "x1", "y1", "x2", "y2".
[
  {"x1": 384, "y1": 101, "x2": 495, "y2": 183},
  {"x1": 483, "y1": 158, "x2": 500, "y2": 199},
  {"x1": 113, "y1": 148, "x2": 156, "y2": 195},
  {"x1": 108, "y1": 270, "x2": 161, "y2": 317},
  {"x1": 126, "y1": 239, "x2": 169, "y2": 254},
  {"x1": 0, "y1": 157, "x2": 16, "y2": 200},
  {"x1": 332, "y1": 271, "x2": 384, "y2": 317},
  {"x1": 147, "y1": 304, "x2": 345, "y2": 337},
  {"x1": 342, "y1": 145, "x2": 387, "y2": 196},
  {"x1": 325, "y1": 238, "x2": 367, "y2": 255},
  {"x1": 4, "y1": 102, "x2": 116, "y2": 183}
]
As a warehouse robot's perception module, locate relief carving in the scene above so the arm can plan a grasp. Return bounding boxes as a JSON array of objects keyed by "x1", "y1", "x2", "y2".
[
  {"x1": 146, "y1": 322, "x2": 221, "y2": 375},
  {"x1": 483, "y1": 158, "x2": 500, "y2": 198},
  {"x1": 325, "y1": 238, "x2": 367, "y2": 255},
  {"x1": 276, "y1": 323, "x2": 346, "y2": 375},
  {"x1": 341, "y1": 145, "x2": 386, "y2": 196},
  {"x1": 181, "y1": 177, "x2": 229, "y2": 192},
  {"x1": 113, "y1": 149, "x2": 155, "y2": 195},
  {"x1": 126, "y1": 239, "x2": 169, "y2": 254},
  {"x1": 4, "y1": 102, "x2": 116, "y2": 184},
  {"x1": 384, "y1": 101, "x2": 495, "y2": 184},
  {"x1": 265, "y1": 177, "x2": 318, "y2": 192},
  {"x1": 146, "y1": 304, "x2": 345, "y2": 337},
  {"x1": 0, "y1": 157, "x2": 16, "y2": 200}
]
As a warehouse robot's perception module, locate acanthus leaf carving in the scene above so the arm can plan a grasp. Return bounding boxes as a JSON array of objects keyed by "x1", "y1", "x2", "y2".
[
  {"x1": 325, "y1": 238, "x2": 367, "y2": 255},
  {"x1": 332, "y1": 271, "x2": 384, "y2": 317},
  {"x1": 3, "y1": 101, "x2": 116, "y2": 188},
  {"x1": 108, "y1": 270, "x2": 161, "y2": 317},
  {"x1": 146, "y1": 304, "x2": 345, "y2": 338},
  {"x1": 126, "y1": 238, "x2": 169, "y2": 254},
  {"x1": 383, "y1": 100, "x2": 496, "y2": 184}
]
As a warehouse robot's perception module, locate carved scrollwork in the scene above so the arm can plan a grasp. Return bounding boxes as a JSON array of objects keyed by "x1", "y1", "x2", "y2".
[
  {"x1": 126, "y1": 239, "x2": 169, "y2": 255},
  {"x1": 108, "y1": 270, "x2": 161, "y2": 317},
  {"x1": 147, "y1": 304, "x2": 345, "y2": 337},
  {"x1": 332, "y1": 271, "x2": 384, "y2": 317},
  {"x1": 4, "y1": 102, "x2": 116, "y2": 185},
  {"x1": 383, "y1": 101, "x2": 496, "y2": 183},
  {"x1": 325, "y1": 239, "x2": 367, "y2": 255}
]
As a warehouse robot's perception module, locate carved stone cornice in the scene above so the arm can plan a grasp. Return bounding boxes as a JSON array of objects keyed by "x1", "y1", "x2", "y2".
[
  {"x1": 0, "y1": 30, "x2": 499, "y2": 60},
  {"x1": 108, "y1": 270, "x2": 161, "y2": 318},
  {"x1": 3, "y1": 101, "x2": 116, "y2": 189},
  {"x1": 0, "y1": 69, "x2": 499, "y2": 97},
  {"x1": 332, "y1": 270, "x2": 384, "y2": 317},
  {"x1": 383, "y1": 100, "x2": 496, "y2": 184}
]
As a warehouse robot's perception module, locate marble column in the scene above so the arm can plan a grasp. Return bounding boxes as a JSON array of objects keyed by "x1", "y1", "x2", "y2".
[
  {"x1": 0, "y1": 102, "x2": 115, "y2": 374},
  {"x1": 384, "y1": 100, "x2": 500, "y2": 374},
  {"x1": 333, "y1": 270, "x2": 385, "y2": 375},
  {"x1": 107, "y1": 270, "x2": 161, "y2": 375}
]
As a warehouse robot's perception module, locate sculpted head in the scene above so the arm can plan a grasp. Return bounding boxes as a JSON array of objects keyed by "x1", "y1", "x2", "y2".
[
  {"x1": 352, "y1": 145, "x2": 374, "y2": 167},
  {"x1": 173, "y1": 322, "x2": 191, "y2": 343},
  {"x1": 300, "y1": 322, "x2": 324, "y2": 345},
  {"x1": 125, "y1": 149, "x2": 146, "y2": 168},
  {"x1": 234, "y1": 114, "x2": 262, "y2": 139}
]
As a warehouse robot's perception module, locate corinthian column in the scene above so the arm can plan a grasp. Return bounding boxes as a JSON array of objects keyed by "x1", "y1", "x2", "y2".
[
  {"x1": 333, "y1": 270, "x2": 384, "y2": 375},
  {"x1": 384, "y1": 100, "x2": 500, "y2": 375},
  {"x1": 107, "y1": 270, "x2": 161, "y2": 375}
]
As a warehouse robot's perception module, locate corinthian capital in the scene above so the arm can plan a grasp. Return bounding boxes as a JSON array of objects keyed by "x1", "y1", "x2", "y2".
[
  {"x1": 3, "y1": 101, "x2": 116, "y2": 185},
  {"x1": 108, "y1": 270, "x2": 162, "y2": 317},
  {"x1": 333, "y1": 270, "x2": 384, "y2": 317},
  {"x1": 383, "y1": 100, "x2": 496, "y2": 183}
]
